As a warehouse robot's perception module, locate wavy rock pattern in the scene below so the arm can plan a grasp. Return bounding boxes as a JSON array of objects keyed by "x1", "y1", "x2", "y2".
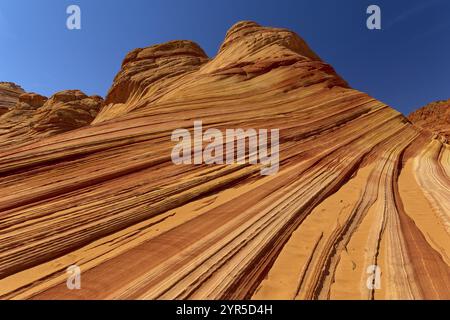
[{"x1": 0, "y1": 22, "x2": 449, "y2": 300}]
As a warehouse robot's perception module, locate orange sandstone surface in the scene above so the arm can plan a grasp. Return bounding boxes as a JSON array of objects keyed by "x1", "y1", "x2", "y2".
[
  {"x1": 0, "y1": 21, "x2": 449, "y2": 300},
  {"x1": 0, "y1": 82, "x2": 25, "y2": 115},
  {"x1": 408, "y1": 99, "x2": 450, "y2": 140}
]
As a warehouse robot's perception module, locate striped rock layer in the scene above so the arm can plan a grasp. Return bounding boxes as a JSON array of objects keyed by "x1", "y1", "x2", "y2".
[
  {"x1": 0, "y1": 21, "x2": 449, "y2": 300},
  {"x1": 0, "y1": 82, "x2": 25, "y2": 115}
]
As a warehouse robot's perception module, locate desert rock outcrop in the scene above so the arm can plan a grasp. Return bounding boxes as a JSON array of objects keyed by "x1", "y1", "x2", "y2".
[
  {"x1": 0, "y1": 89, "x2": 103, "y2": 149},
  {"x1": 409, "y1": 99, "x2": 450, "y2": 139},
  {"x1": 0, "y1": 22, "x2": 448, "y2": 300},
  {"x1": 0, "y1": 82, "x2": 25, "y2": 115}
]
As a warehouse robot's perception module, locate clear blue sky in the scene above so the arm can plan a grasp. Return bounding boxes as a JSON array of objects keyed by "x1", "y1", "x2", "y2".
[{"x1": 0, "y1": 0, "x2": 449, "y2": 115}]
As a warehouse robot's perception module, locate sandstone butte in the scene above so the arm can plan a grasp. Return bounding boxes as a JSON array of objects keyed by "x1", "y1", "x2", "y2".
[{"x1": 0, "y1": 21, "x2": 449, "y2": 300}]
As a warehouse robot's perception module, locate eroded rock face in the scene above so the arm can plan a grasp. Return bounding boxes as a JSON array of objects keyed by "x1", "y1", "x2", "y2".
[
  {"x1": 95, "y1": 21, "x2": 346, "y2": 124},
  {"x1": 0, "y1": 82, "x2": 25, "y2": 115},
  {"x1": 0, "y1": 89, "x2": 102, "y2": 148},
  {"x1": 409, "y1": 99, "x2": 450, "y2": 139},
  {"x1": 95, "y1": 40, "x2": 209, "y2": 123},
  {"x1": 211, "y1": 20, "x2": 323, "y2": 71},
  {"x1": 18, "y1": 93, "x2": 48, "y2": 109},
  {"x1": 0, "y1": 22, "x2": 449, "y2": 300},
  {"x1": 1, "y1": 92, "x2": 48, "y2": 126},
  {"x1": 31, "y1": 90, "x2": 103, "y2": 134}
]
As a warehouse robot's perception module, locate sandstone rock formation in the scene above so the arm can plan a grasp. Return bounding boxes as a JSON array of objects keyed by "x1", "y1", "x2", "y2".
[
  {"x1": 409, "y1": 99, "x2": 450, "y2": 139},
  {"x1": 0, "y1": 82, "x2": 24, "y2": 115},
  {"x1": 31, "y1": 90, "x2": 103, "y2": 134},
  {"x1": 0, "y1": 21, "x2": 448, "y2": 300},
  {"x1": 0, "y1": 89, "x2": 103, "y2": 149}
]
